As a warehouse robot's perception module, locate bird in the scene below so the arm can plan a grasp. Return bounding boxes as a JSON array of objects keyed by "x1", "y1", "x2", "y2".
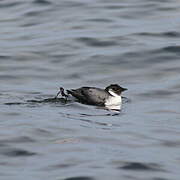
[{"x1": 57, "y1": 84, "x2": 127, "y2": 110}]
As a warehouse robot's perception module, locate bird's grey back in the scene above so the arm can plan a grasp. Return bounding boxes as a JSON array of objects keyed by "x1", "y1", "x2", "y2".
[{"x1": 67, "y1": 87, "x2": 109, "y2": 105}]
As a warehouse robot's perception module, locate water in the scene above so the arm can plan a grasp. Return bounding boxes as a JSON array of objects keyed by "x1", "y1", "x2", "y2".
[{"x1": 0, "y1": 0, "x2": 180, "y2": 179}]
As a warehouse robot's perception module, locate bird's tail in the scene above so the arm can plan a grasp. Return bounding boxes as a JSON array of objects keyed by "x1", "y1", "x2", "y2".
[{"x1": 55, "y1": 87, "x2": 69, "y2": 99}]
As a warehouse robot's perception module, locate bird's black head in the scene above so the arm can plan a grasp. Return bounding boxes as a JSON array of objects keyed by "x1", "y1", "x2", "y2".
[{"x1": 105, "y1": 84, "x2": 127, "y2": 95}]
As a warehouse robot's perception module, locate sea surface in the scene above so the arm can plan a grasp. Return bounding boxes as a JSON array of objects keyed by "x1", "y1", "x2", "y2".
[{"x1": 0, "y1": 0, "x2": 180, "y2": 180}]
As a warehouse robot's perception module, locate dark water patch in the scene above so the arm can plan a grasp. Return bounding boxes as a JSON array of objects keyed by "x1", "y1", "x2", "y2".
[
  {"x1": 136, "y1": 31, "x2": 180, "y2": 38},
  {"x1": 0, "y1": 162, "x2": 10, "y2": 166},
  {"x1": 51, "y1": 54, "x2": 76, "y2": 63},
  {"x1": 4, "y1": 102, "x2": 25, "y2": 105},
  {"x1": 79, "y1": 113, "x2": 120, "y2": 117},
  {"x1": 150, "y1": 0, "x2": 170, "y2": 2},
  {"x1": 71, "y1": 25, "x2": 86, "y2": 30},
  {"x1": 161, "y1": 140, "x2": 180, "y2": 147},
  {"x1": 24, "y1": 11, "x2": 43, "y2": 17},
  {"x1": 157, "y1": 7, "x2": 178, "y2": 11},
  {"x1": 119, "y1": 162, "x2": 164, "y2": 172},
  {"x1": 0, "y1": 136, "x2": 35, "y2": 144},
  {"x1": 2, "y1": 149, "x2": 37, "y2": 157},
  {"x1": 161, "y1": 46, "x2": 180, "y2": 54},
  {"x1": 85, "y1": 18, "x2": 113, "y2": 23},
  {"x1": 64, "y1": 177, "x2": 94, "y2": 180},
  {"x1": 132, "y1": 47, "x2": 179, "y2": 58},
  {"x1": 56, "y1": 1, "x2": 87, "y2": 8},
  {"x1": 33, "y1": 0, "x2": 52, "y2": 5},
  {"x1": 29, "y1": 91, "x2": 41, "y2": 95},
  {"x1": 162, "y1": 67, "x2": 180, "y2": 73},
  {"x1": 21, "y1": 22, "x2": 41, "y2": 27},
  {"x1": 24, "y1": 9, "x2": 50, "y2": 17},
  {"x1": 2, "y1": 112, "x2": 21, "y2": 116},
  {"x1": 51, "y1": 53, "x2": 76, "y2": 59},
  {"x1": 0, "y1": 1, "x2": 21, "y2": 8},
  {"x1": 0, "y1": 55, "x2": 11, "y2": 60},
  {"x1": 0, "y1": 75, "x2": 20, "y2": 80},
  {"x1": 76, "y1": 37, "x2": 118, "y2": 47},
  {"x1": 159, "y1": 31, "x2": 180, "y2": 37},
  {"x1": 0, "y1": 143, "x2": 8, "y2": 148},
  {"x1": 103, "y1": 5, "x2": 128, "y2": 10},
  {"x1": 46, "y1": 163, "x2": 76, "y2": 171},
  {"x1": 120, "y1": 9, "x2": 155, "y2": 19},
  {"x1": 153, "y1": 178, "x2": 169, "y2": 180}
]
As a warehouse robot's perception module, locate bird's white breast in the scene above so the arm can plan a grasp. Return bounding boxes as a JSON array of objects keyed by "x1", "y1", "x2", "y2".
[
  {"x1": 105, "y1": 96, "x2": 122, "y2": 106},
  {"x1": 105, "y1": 90, "x2": 122, "y2": 109}
]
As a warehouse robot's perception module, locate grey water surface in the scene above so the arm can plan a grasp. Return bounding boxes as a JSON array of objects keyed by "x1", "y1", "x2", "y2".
[{"x1": 0, "y1": 0, "x2": 180, "y2": 180}]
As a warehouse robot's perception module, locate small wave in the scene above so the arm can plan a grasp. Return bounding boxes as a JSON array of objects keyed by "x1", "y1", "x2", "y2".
[
  {"x1": 33, "y1": 0, "x2": 52, "y2": 5},
  {"x1": 119, "y1": 162, "x2": 165, "y2": 172},
  {"x1": 162, "y1": 46, "x2": 180, "y2": 54},
  {"x1": 64, "y1": 177, "x2": 95, "y2": 180},
  {"x1": 0, "y1": 136, "x2": 35, "y2": 144},
  {"x1": 136, "y1": 31, "x2": 180, "y2": 38},
  {"x1": 0, "y1": 1, "x2": 21, "y2": 8},
  {"x1": 2, "y1": 148, "x2": 37, "y2": 157},
  {"x1": 75, "y1": 37, "x2": 118, "y2": 47}
]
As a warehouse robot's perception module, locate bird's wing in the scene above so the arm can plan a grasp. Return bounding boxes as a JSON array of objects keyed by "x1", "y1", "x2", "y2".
[
  {"x1": 81, "y1": 87, "x2": 108, "y2": 105},
  {"x1": 67, "y1": 87, "x2": 108, "y2": 105},
  {"x1": 67, "y1": 88, "x2": 86, "y2": 101}
]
